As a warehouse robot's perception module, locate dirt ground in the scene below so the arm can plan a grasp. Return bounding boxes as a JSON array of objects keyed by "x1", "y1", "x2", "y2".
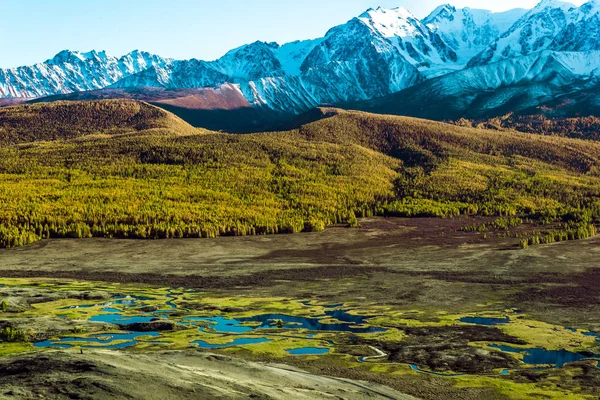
[
  {"x1": 0, "y1": 217, "x2": 593, "y2": 276},
  {"x1": 2, "y1": 217, "x2": 600, "y2": 399},
  {"x1": 1, "y1": 217, "x2": 599, "y2": 327}
]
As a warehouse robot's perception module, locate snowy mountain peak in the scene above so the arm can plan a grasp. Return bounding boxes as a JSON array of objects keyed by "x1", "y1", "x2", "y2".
[
  {"x1": 549, "y1": 0, "x2": 600, "y2": 51},
  {"x1": 47, "y1": 50, "x2": 92, "y2": 65},
  {"x1": 46, "y1": 50, "x2": 117, "y2": 66},
  {"x1": 361, "y1": 6, "x2": 414, "y2": 17},
  {"x1": 578, "y1": 0, "x2": 600, "y2": 18},
  {"x1": 83, "y1": 50, "x2": 111, "y2": 62},
  {"x1": 468, "y1": 0, "x2": 577, "y2": 66},
  {"x1": 1, "y1": 50, "x2": 168, "y2": 98},
  {"x1": 214, "y1": 41, "x2": 284, "y2": 80},
  {"x1": 358, "y1": 7, "x2": 421, "y2": 38},
  {"x1": 424, "y1": 4, "x2": 457, "y2": 22},
  {"x1": 3, "y1": 1, "x2": 600, "y2": 122},
  {"x1": 421, "y1": 6, "x2": 526, "y2": 73},
  {"x1": 534, "y1": 0, "x2": 576, "y2": 10}
]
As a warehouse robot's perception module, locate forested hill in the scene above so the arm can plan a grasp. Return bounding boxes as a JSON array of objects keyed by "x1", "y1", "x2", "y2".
[
  {"x1": 0, "y1": 100, "x2": 598, "y2": 248},
  {"x1": 298, "y1": 110, "x2": 600, "y2": 174},
  {"x1": 453, "y1": 114, "x2": 600, "y2": 142},
  {"x1": 0, "y1": 100, "x2": 198, "y2": 144}
]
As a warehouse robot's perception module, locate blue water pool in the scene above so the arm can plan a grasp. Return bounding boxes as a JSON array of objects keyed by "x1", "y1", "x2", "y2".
[
  {"x1": 286, "y1": 347, "x2": 330, "y2": 355},
  {"x1": 192, "y1": 337, "x2": 271, "y2": 348},
  {"x1": 460, "y1": 316, "x2": 510, "y2": 326},
  {"x1": 184, "y1": 311, "x2": 385, "y2": 334},
  {"x1": 88, "y1": 314, "x2": 156, "y2": 325},
  {"x1": 34, "y1": 332, "x2": 162, "y2": 349},
  {"x1": 489, "y1": 344, "x2": 600, "y2": 367},
  {"x1": 102, "y1": 307, "x2": 122, "y2": 313}
]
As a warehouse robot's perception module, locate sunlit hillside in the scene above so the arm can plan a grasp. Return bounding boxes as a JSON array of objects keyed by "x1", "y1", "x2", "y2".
[{"x1": 0, "y1": 100, "x2": 598, "y2": 248}]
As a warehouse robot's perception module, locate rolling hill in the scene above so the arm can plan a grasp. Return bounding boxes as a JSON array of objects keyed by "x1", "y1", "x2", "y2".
[
  {"x1": 0, "y1": 99, "x2": 599, "y2": 248},
  {"x1": 0, "y1": 100, "x2": 199, "y2": 144}
]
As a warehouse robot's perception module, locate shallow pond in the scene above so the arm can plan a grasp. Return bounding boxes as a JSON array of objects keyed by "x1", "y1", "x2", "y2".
[
  {"x1": 88, "y1": 314, "x2": 156, "y2": 325},
  {"x1": 286, "y1": 347, "x2": 330, "y2": 355},
  {"x1": 16, "y1": 281, "x2": 600, "y2": 373},
  {"x1": 192, "y1": 337, "x2": 271, "y2": 349},
  {"x1": 27, "y1": 288, "x2": 385, "y2": 355},
  {"x1": 34, "y1": 332, "x2": 163, "y2": 349},
  {"x1": 489, "y1": 345, "x2": 600, "y2": 367},
  {"x1": 238, "y1": 311, "x2": 384, "y2": 333},
  {"x1": 459, "y1": 316, "x2": 510, "y2": 326},
  {"x1": 184, "y1": 310, "x2": 385, "y2": 334}
]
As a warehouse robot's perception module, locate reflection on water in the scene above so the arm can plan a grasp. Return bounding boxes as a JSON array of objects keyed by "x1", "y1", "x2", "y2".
[
  {"x1": 184, "y1": 311, "x2": 385, "y2": 334},
  {"x1": 489, "y1": 344, "x2": 600, "y2": 367},
  {"x1": 88, "y1": 314, "x2": 156, "y2": 325},
  {"x1": 459, "y1": 316, "x2": 510, "y2": 326},
  {"x1": 34, "y1": 332, "x2": 163, "y2": 349},
  {"x1": 33, "y1": 290, "x2": 385, "y2": 354},
  {"x1": 287, "y1": 347, "x2": 330, "y2": 355},
  {"x1": 192, "y1": 337, "x2": 271, "y2": 348}
]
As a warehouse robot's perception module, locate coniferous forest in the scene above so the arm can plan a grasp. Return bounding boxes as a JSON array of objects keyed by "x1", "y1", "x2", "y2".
[{"x1": 1, "y1": 100, "x2": 599, "y2": 248}]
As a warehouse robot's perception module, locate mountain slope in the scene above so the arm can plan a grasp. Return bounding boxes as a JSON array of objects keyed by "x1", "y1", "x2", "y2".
[
  {"x1": 349, "y1": 50, "x2": 600, "y2": 121},
  {"x1": 213, "y1": 41, "x2": 286, "y2": 80},
  {"x1": 299, "y1": 15, "x2": 424, "y2": 103},
  {"x1": 298, "y1": 108, "x2": 600, "y2": 173},
  {"x1": 1, "y1": 101, "x2": 600, "y2": 248},
  {"x1": 3, "y1": 2, "x2": 600, "y2": 128},
  {"x1": 423, "y1": 5, "x2": 526, "y2": 71},
  {"x1": 0, "y1": 50, "x2": 169, "y2": 98},
  {"x1": 0, "y1": 3, "x2": 524, "y2": 113},
  {"x1": 466, "y1": 0, "x2": 600, "y2": 66},
  {"x1": 355, "y1": 7, "x2": 458, "y2": 73},
  {"x1": 111, "y1": 59, "x2": 230, "y2": 90},
  {"x1": 551, "y1": 1, "x2": 600, "y2": 51},
  {"x1": 114, "y1": 9, "x2": 433, "y2": 111}
]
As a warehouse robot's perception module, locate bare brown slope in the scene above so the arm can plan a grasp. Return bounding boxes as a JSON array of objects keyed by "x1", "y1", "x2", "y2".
[
  {"x1": 18, "y1": 88, "x2": 297, "y2": 133},
  {"x1": 0, "y1": 98, "x2": 26, "y2": 107},
  {"x1": 28, "y1": 86, "x2": 251, "y2": 111}
]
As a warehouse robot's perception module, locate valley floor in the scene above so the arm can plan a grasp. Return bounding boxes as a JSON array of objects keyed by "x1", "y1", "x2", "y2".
[{"x1": 1, "y1": 217, "x2": 600, "y2": 399}]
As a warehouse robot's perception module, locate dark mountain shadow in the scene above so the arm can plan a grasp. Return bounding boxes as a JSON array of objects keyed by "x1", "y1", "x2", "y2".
[{"x1": 150, "y1": 103, "x2": 296, "y2": 133}]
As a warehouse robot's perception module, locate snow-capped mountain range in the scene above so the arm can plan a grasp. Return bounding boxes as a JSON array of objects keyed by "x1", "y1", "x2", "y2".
[
  {"x1": 0, "y1": 50, "x2": 169, "y2": 98},
  {"x1": 3, "y1": 0, "x2": 600, "y2": 121}
]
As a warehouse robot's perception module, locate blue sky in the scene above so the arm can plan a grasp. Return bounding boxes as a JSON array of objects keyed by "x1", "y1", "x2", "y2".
[{"x1": 0, "y1": 0, "x2": 585, "y2": 68}]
